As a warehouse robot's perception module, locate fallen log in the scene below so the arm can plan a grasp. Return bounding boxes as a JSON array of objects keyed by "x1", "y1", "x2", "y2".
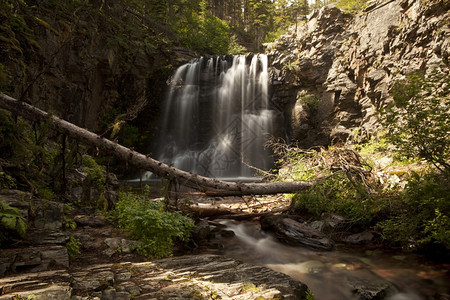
[{"x1": 0, "y1": 92, "x2": 316, "y2": 196}]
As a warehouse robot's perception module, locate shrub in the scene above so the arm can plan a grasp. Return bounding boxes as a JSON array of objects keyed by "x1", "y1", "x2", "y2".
[
  {"x1": 292, "y1": 172, "x2": 377, "y2": 226},
  {"x1": 382, "y1": 70, "x2": 450, "y2": 174},
  {"x1": 116, "y1": 189, "x2": 194, "y2": 258},
  {"x1": 377, "y1": 172, "x2": 450, "y2": 251}
]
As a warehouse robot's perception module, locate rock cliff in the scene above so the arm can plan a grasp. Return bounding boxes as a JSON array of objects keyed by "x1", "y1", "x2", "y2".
[
  {"x1": 0, "y1": 2, "x2": 196, "y2": 132},
  {"x1": 267, "y1": 0, "x2": 449, "y2": 147}
]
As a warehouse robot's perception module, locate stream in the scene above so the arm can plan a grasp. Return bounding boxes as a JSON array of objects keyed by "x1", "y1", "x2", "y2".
[{"x1": 211, "y1": 220, "x2": 449, "y2": 300}]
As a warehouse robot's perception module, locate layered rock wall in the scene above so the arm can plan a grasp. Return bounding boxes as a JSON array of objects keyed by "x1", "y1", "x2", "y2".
[
  {"x1": 267, "y1": 0, "x2": 449, "y2": 147},
  {"x1": 1, "y1": 3, "x2": 196, "y2": 132}
]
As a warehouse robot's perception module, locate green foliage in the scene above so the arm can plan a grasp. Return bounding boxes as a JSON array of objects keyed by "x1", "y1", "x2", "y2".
[
  {"x1": 305, "y1": 289, "x2": 315, "y2": 300},
  {"x1": 0, "y1": 201, "x2": 27, "y2": 244},
  {"x1": 174, "y1": 6, "x2": 231, "y2": 55},
  {"x1": 292, "y1": 172, "x2": 376, "y2": 226},
  {"x1": 81, "y1": 154, "x2": 106, "y2": 188},
  {"x1": 297, "y1": 91, "x2": 320, "y2": 111},
  {"x1": 336, "y1": 0, "x2": 368, "y2": 13},
  {"x1": 0, "y1": 171, "x2": 17, "y2": 189},
  {"x1": 382, "y1": 70, "x2": 450, "y2": 173},
  {"x1": 115, "y1": 189, "x2": 194, "y2": 258},
  {"x1": 65, "y1": 236, "x2": 81, "y2": 258},
  {"x1": 228, "y1": 34, "x2": 248, "y2": 55},
  {"x1": 377, "y1": 172, "x2": 450, "y2": 250}
]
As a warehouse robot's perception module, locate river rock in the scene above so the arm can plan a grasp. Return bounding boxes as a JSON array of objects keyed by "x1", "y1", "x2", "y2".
[
  {"x1": 260, "y1": 215, "x2": 334, "y2": 250},
  {"x1": 346, "y1": 276, "x2": 392, "y2": 299}
]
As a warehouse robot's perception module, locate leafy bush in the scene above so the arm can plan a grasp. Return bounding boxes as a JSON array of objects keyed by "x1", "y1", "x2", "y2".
[
  {"x1": 0, "y1": 201, "x2": 27, "y2": 245},
  {"x1": 377, "y1": 172, "x2": 450, "y2": 251},
  {"x1": 292, "y1": 172, "x2": 377, "y2": 226},
  {"x1": 382, "y1": 70, "x2": 449, "y2": 174},
  {"x1": 116, "y1": 189, "x2": 194, "y2": 258}
]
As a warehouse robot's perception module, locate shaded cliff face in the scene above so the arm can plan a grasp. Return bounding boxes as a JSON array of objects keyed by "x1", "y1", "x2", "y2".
[
  {"x1": 267, "y1": 0, "x2": 449, "y2": 147},
  {"x1": 0, "y1": 1, "x2": 196, "y2": 132}
]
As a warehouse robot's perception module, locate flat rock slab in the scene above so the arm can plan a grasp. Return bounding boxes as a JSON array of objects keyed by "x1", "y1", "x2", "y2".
[{"x1": 0, "y1": 255, "x2": 310, "y2": 299}]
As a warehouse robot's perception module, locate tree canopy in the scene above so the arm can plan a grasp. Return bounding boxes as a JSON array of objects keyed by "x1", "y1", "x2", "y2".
[{"x1": 131, "y1": 0, "x2": 311, "y2": 53}]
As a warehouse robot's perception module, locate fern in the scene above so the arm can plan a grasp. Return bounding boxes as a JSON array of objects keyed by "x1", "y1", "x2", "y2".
[
  {"x1": 0, "y1": 201, "x2": 27, "y2": 238},
  {"x1": 116, "y1": 191, "x2": 194, "y2": 258}
]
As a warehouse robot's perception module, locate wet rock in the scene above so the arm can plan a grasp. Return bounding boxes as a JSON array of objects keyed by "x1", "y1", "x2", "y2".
[
  {"x1": 260, "y1": 215, "x2": 334, "y2": 250},
  {"x1": 346, "y1": 276, "x2": 392, "y2": 299}
]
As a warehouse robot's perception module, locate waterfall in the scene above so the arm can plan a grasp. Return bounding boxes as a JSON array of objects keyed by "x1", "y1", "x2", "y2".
[{"x1": 152, "y1": 54, "x2": 276, "y2": 179}]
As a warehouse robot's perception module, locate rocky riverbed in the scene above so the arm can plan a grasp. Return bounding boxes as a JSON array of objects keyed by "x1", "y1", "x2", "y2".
[{"x1": 0, "y1": 189, "x2": 310, "y2": 300}]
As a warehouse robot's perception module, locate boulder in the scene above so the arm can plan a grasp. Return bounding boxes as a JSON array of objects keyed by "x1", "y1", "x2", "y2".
[
  {"x1": 346, "y1": 276, "x2": 392, "y2": 299},
  {"x1": 260, "y1": 215, "x2": 334, "y2": 250}
]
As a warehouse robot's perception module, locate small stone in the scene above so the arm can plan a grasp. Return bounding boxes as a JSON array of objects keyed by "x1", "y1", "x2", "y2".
[
  {"x1": 121, "y1": 239, "x2": 138, "y2": 253},
  {"x1": 104, "y1": 237, "x2": 121, "y2": 250},
  {"x1": 346, "y1": 276, "x2": 392, "y2": 300},
  {"x1": 115, "y1": 272, "x2": 132, "y2": 281}
]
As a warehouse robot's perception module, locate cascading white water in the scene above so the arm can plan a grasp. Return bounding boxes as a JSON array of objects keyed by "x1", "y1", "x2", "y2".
[{"x1": 152, "y1": 54, "x2": 276, "y2": 179}]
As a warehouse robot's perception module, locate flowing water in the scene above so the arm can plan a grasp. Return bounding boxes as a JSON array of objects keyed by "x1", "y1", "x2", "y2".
[
  {"x1": 144, "y1": 55, "x2": 449, "y2": 298},
  {"x1": 214, "y1": 221, "x2": 449, "y2": 300},
  {"x1": 149, "y1": 54, "x2": 278, "y2": 180}
]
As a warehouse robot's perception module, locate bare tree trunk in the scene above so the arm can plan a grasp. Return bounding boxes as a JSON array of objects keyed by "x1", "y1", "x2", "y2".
[{"x1": 0, "y1": 93, "x2": 316, "y2": 196}]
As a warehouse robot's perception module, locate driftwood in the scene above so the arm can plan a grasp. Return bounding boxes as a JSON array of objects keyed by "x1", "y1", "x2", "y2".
[{"x1": 0, "y1": 93, "x2": 316, "y2": 196}]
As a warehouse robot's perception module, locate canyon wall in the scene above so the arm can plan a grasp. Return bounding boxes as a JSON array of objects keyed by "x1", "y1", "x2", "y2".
[{"x1": 267, "y1": 0, "x2": 449, "y2": 147}]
